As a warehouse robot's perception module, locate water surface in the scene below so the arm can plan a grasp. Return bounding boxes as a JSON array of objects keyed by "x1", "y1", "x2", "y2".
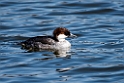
[{"x1": 0, "y1": 0, "x2": 124, "y2": 83}]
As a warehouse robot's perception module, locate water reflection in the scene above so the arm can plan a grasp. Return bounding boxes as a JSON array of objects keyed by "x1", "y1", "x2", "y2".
[
  {"x1": 53, "y1": 47, "x2": 71, "y2": 57},
  {"x1": 21, "y1": 45, "x2": 71, "y2": 58}
]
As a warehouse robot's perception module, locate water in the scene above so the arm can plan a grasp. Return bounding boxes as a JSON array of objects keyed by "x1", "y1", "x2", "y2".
[{"x1": 0, "y1": 0, "x2": 124, "y2": 83}]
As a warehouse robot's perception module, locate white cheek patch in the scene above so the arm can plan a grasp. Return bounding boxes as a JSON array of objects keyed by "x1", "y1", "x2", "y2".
[{"x1": 57, "y1": 34, "x2": 67, "y2": 41}]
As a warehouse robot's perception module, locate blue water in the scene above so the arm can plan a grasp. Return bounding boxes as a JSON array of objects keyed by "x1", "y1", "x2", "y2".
[{"x1": 0, "y1": 0, "x2": 124, "y2": 83}]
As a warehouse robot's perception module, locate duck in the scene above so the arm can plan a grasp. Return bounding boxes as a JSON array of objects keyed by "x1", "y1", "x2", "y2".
[{"x1": 20, "y1": 27, "x2": 76, "y2": 51}]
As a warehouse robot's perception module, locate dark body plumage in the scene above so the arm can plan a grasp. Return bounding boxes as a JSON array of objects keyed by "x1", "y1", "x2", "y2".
[{"x1": 20, "y1": 36, "x2": 58, "y2": 49}]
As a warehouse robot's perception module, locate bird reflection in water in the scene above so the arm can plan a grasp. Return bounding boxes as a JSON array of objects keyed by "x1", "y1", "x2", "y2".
[{"x1": 21, "y1": 46, "x2": 71, "y2": 58}]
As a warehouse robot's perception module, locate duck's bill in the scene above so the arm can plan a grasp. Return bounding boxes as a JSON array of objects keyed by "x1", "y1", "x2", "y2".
[{"x1": 69, "y1": 33, "x2": 77, "y2": 37}]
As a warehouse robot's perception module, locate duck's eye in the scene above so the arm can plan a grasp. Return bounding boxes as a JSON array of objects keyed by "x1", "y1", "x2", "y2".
[{"x1": 65, "y1": 31, "x2": 70, "y2": 36}]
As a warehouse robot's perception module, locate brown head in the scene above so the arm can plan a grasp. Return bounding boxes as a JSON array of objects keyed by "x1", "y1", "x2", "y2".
[{"x1": 53, "y1": 27, "x2": 70, "y2": 38}]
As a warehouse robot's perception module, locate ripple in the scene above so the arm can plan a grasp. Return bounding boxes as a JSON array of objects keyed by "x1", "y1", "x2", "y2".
[
  {"x1": 72, "y1": 8, "x2": 116, "y2": 15},
  {"x1": 59, "y1": 2, "x2": 113, "y2": 8}
]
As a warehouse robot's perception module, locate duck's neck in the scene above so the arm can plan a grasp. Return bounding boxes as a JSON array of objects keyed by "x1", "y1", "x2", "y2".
[{"x1": 58, "y1": 38, "x2": 66, "y2": 42}]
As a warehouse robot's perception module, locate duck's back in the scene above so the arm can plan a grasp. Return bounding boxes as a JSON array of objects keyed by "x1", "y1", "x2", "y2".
[{"x1": 20, "y1": 36, "x2": 57, "y2": 49}]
